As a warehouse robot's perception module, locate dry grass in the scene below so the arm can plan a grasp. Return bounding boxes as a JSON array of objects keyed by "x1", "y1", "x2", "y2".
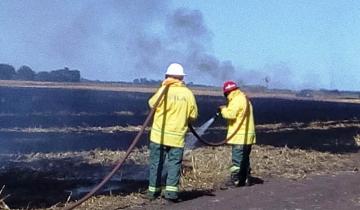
[
  {"x1": 113, "y1": 111, "x2": 135, "y2": 116},
  {"x1": 8, "y1": 144, "x2": 358, "y2": 188},
  {"x1": 59, "y1": 145, "x2": 358, "y2": 210},
  {"x1": 256, "y1": 120, "x2": 360, "y2": 133},
  {"x1": 0, "y1": 186, "x2": 10, "y2": 210},
  {"x1": 1, "y1": 119, "x2": 358, "y2": 134},
  {"x1": 8, "y1": 143, "x2": 355, "y2": 210},
  {"x1": 355, "y1": 134, "x2": 360, "y2": 147},
  {"x1": 1, "y1": 79, "x2": 359, "y2": 103},
  {"x1": 181, "y1": 145, "x2": 357, "y2": 190},
  {"x1": 0, "y1": 80, "x2": 158, "y2": 93},
  {"x1": 13, "y1": 147, "x2": 149, "y2": 166},
  {"x1": 2, "y1": 119, "x2": 358, "y2": 209},
  {"x1": 62, "y1": 193, "x2": 147, "y2": 210},
  {"x1": 0, "y1": 125, "x2": 145, "y2": 134}
]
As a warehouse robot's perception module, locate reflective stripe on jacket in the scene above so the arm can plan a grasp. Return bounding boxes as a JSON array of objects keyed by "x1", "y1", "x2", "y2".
[
  {"x1": 220, "y1": 89, "x2": 256, "y2": 145},
  {"x1": 149, "y1": 78, "x2": 198, "y2": 148}
]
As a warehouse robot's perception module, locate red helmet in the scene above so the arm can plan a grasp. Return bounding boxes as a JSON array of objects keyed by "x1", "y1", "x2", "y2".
[{"x1": 223, "y1": 80, "x2": 238, "y2": 94}]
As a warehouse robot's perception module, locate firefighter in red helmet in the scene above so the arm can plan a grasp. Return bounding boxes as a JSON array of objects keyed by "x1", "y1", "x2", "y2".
[{"x1": 220, "y1": 80, "x2": 256, "y2": 187}]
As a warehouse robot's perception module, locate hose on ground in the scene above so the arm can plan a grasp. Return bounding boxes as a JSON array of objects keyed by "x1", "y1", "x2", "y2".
[{"x1": 63, "y1": 85, "x2": 169, "y2": 210}]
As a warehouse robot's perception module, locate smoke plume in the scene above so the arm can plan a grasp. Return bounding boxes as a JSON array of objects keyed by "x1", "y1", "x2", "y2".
[
  {"x1": 0, "y1": 1, "x2": 299, "y2": 88},
  {"x1": 0, "y1": 1, "x2": 242, "y2": 85}
]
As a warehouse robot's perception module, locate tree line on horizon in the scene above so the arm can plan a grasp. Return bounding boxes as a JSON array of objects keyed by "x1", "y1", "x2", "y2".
[{"x1": 0, "y1": 63, "x2": 80, "y2": 82}]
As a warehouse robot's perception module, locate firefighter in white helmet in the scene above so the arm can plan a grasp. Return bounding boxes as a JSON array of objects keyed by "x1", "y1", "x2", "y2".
[{"x1": 147, "y1": 63, "x2": 198, "y2": 202}]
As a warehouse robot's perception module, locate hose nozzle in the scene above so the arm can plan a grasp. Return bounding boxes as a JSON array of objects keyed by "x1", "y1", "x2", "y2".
[{"x1": 214, "y1": 110, "x2": 221, "y2": 118}]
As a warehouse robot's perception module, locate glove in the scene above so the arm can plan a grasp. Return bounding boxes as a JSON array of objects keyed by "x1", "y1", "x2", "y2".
[
  {"x1": 216, "y1": 105, "x2": 225, "y2": 117},
  {"x1": 216, "y1": 108, "x2": 221, "y2": 115},
  {"x1": 218, "y1": 105, "x2": 225, "y2": 112}
]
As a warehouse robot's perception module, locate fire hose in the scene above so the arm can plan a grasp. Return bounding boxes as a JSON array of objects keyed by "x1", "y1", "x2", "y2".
[
  {"x1": 64, "y1": 86, "x2": 249, "y2": 209},
  {"x1": 63, "y1": 85, "x2": 169, "y2": 210},
  {"x1": 188, "y1": 97, "x2": 250, "y2": 146}
]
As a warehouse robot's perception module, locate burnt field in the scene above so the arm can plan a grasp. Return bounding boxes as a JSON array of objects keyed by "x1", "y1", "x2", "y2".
[
  {"x1": 0, "y1": 85, "x2": 359, "y2": 153},
  {"x1": 0, "y1": 83, "x2": 359, "y2": 209}
]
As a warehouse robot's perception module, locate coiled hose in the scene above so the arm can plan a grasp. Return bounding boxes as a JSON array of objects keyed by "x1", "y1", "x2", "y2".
[{"x1": 63, "y1": 85, "x2": 169, "y2": 210}]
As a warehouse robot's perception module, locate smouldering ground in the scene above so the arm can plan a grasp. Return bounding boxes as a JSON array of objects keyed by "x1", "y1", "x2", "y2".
[
  {"x1": 1, "y1": 141, "x2": 358, "y2": 210},
  {"x1": 1, "y1": 119, "x2": 359, "y2": 134},
  {"x1": 1, "y1": 79, "x2": 359, "y2": 103},
  {"x1": 0, "y1": 120, "x2": 359, "y2": 209},
  {"x1": 0, "y1": 80, "x2": 359, "y2": 209},
  {"x1": 63, "y1": 144, "x2": 359, "y2": 210}
]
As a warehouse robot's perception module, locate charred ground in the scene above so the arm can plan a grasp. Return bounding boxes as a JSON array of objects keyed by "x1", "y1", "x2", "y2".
[{"x1": 0, "y1": 81, "x2": 359, "y2": 209}]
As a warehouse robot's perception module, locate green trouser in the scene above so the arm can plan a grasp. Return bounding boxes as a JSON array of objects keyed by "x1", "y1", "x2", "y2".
[
  {"x1": 230, "y1": 144, "x2": 252, "y2": 186},
  {"x1": 148, "y1": 142, "x2": 183, "y2": 199}
]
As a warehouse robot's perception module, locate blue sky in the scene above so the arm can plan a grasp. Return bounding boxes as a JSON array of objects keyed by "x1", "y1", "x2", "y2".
[
  {"x1": 0, "y1": 0, "x2": 359, "y2": 91},
  {"x1": 174, "y1": 0, "x2": 360, "y2": 90}
]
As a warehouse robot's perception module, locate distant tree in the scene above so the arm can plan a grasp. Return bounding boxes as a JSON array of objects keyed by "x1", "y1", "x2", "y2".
[
  {"x1": 140, "y1": 78, "x2": 148, "y2": 84},
  {"x1": 296, "y1": 89, "x2": 314, "y2": 98},
  {"x1": 35, "y1": 71, "x2": 51, "y2": 81},
  {"x1": 15, "y1": 65, "x2": 35, "y2": 81},
  {"x1": 0, "y1": 64, "x2": 16, "y2": 80},
  {"x1": 49, "y1": 68, "x2": 80, "y2": 82},
  {"x1": 34, "y1": 67, "x2": 80, "y2": 82},
  {"x1": 133, "y1": 78, "x2": 161, "y2": 84}
]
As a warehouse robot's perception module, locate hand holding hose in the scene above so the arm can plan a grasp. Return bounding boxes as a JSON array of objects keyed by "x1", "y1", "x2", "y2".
[
  {"x1": 216, "y1": 105, "x2": 225, "y2": 117},
  {"x1": 189, "y1": 100, "x2": 250, "y2": 146}
]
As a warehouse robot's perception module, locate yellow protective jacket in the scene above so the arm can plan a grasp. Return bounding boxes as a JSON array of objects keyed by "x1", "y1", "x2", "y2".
[
  {"x1": 149, "y1": 78, "x2": 198, "y2": 148},
  {"x1": 220, "y1": 89, "x2": 256, "y2": 145}
]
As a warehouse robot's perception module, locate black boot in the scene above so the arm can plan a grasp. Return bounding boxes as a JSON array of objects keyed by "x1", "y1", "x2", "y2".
[
  {"x1": 231, "y1": 171, "x2": 241, "y2": 186},
  {"x1": 220, "y1": 179, "x2": 238, "y2": 190},
  {"x1": 244, "y1": 168, "x2": 252, "y2": 186},
  {"x1": 220, "y1": 172, "x2": 240, "y2": 190}
]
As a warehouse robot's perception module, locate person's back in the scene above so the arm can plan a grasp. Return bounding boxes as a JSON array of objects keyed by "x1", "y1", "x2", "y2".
[
  {"x1": 222, "y1": 88, "x2": 256, "y2": 145},
  {"x1": 149, "y1": 77, "x2": 198, "y2": 147},
  {"x1": 147, "y1": 63, "x2": 198, "y2": 202},
  {"x1": 220, "y1": 80, "x2": 256, "y2": 187}
]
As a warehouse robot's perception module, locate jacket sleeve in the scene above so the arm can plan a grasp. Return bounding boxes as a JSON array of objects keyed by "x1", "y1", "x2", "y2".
[
  {"x1": 148, "y1": 86, "x2": 166, "y2": 108},
  {"x1": 221, "y1": 95, "x2": 246, "y2": 120},
  {"x1": 188, "y1": 93, "x2": 198, "y2": 121}
]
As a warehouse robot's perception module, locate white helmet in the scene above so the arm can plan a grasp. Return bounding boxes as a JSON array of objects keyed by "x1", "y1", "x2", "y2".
[{"x1": 165, "y1": 63, "x2": 186, "y2": 76}]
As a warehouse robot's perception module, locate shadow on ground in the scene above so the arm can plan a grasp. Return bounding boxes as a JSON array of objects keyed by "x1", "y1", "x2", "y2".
[{"x1": 178, "y1": 189, "x2": 215, "y2": 202}]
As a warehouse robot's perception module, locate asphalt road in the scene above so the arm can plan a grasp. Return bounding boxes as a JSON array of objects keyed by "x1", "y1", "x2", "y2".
[{"x1": 131, "y1": 171, "x2": 360, "y2": 210}]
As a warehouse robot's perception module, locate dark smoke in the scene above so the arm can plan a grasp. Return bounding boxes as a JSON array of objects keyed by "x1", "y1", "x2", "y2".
[
  {"x1": 126, "y1": 7, "x2": 239, "y2": 85},
  {"x1": 0, "y1": 1, "x2": 287, "y2": 87},
  {"x1": 163, "y1": 8, "x2": 237, "y2": 84}
]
